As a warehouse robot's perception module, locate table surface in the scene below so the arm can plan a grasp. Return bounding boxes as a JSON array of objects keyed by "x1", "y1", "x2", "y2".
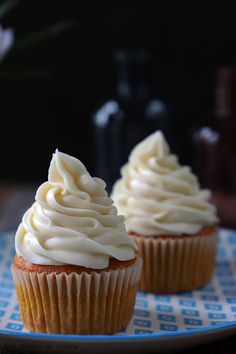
[{"x1": 0, "y1": 182, "x2": 236, "y2": 354}]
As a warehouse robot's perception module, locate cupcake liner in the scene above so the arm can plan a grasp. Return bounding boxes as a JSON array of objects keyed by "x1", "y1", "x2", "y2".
[
  {"x1": 11, "y1": 257, "x2": 142, "y2": 334},
  {"x1": 131, "y1": 231, "x2": 218, "y2": 294}
]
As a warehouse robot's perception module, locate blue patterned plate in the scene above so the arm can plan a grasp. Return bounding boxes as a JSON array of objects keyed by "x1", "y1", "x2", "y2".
[{"x1": 1, "y1": 229, "x2": 236, "y2": 353}]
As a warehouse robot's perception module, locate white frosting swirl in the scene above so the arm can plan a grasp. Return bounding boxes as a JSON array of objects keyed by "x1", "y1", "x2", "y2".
[
  {"x1": 15, "y1": 150, "x2": 137, "y2": 268},
  {"x1": 111, "y1": 131, "x2": 218, "y2": 236}
]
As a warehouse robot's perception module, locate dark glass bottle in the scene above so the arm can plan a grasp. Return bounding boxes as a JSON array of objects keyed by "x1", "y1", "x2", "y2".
[
  {"x1": 193, "y1": 67, "x2": 236, "y2": 228},
  {"x1": 92, "y1": 49, "x2": 168, "y2": 192}
]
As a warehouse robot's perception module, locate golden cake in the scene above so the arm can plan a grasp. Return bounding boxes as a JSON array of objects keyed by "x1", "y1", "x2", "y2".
[
  {"x1": 111, "y1": 131, "x2": 218, "y2": 294},
  {"x1": 11, "y1": 150, "x2": 142, "y2": 334}
]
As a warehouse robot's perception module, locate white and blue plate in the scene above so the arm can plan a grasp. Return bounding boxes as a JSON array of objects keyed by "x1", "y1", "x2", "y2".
[{"x1": 1, "y1": 229, "x2": 236, "y2": 353}]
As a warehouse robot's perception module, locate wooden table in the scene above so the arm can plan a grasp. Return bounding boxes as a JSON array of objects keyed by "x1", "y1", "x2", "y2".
[{"x1": 1, "y1": 183, "x2": 236, "y2": 353}]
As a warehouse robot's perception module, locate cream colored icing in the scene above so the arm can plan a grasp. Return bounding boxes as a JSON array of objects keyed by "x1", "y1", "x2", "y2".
[
  {"x1": 15, "y1": 150, "x2": 137, "y2": 268},
  {"x1": 111, "y1": 131, "x2": 218, "y2": 236}
]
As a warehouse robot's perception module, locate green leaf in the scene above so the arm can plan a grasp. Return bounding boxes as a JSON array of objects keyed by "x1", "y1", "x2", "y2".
[
  {"x1": 0, "y1": 67, "x2": 51, "y2": 79},
  {"x1": 0, "y1": 0, "x2": 18, "y2": 20},
  {"x1": 10, "y1": 20, "x2": 75, "y2": 53}
]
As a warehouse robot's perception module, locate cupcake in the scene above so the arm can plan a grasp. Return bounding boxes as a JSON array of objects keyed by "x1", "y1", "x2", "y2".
[
  {"x1": 11, "y1": 150, "x2": 142, "y2": 334},
  {"x1": 111, "y1": 131, "x2": 218, "y2": 294}
]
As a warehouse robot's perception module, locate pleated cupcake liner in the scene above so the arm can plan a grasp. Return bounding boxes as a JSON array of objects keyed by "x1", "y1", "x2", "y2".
[
  {"x1": 11, "y1": 257, "x2": 142, "y2": 334},
  {"x1": 131, "y1": 231, "x2": 218, "y2": 294}
]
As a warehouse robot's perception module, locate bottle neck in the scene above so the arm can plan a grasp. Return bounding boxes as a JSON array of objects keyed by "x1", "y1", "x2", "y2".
[
  {"x1": 114, "y1": 50, "x2": 151, "y2": 101},
  {"x1": 214, "y1": 67, "x2": 236, "y2": 119}
]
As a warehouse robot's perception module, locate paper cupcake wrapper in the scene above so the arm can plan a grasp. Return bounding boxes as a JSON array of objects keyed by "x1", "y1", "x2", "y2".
[
  {"x1": 131, "y1": 232, "x2": 218, "y2": 294},
  {"x1": 11, "y1": 257, "x2": 142, "y2": 334}
]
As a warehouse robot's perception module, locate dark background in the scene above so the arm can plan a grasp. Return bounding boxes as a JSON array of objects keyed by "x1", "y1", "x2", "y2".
[{"x1": 1, "y1": 0, "x2": 236, "y2": 183}]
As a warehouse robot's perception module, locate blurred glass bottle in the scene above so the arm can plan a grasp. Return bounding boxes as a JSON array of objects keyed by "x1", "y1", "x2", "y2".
[
  {"x1": 193, "y1": 67, "x2": 236, "y2": 227},
  {"x1": 92, "y1": 49, "x2": 168, "y2": 192}
]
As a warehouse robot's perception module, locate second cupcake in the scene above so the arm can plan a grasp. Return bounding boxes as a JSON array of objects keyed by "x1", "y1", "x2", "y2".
[{"x1": 112, "y1": 131, "x2": 218, "y2": 294}]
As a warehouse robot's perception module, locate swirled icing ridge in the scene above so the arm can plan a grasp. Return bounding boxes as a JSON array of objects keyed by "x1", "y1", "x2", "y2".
[
  {"x1": 16, "y1": 150, "x2": 137, "y2": 268},
  {"x1": 111, "y1": 131, "x2": 218, "y2": 236}
]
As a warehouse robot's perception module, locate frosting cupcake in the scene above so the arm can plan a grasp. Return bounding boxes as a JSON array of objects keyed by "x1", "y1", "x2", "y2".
[
  {"x1": 11, "y1": 150, "x2": 142, "y2": 334},
  {"x1": 111, "y1": 131, "x2": 218, "y2": 294}
]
